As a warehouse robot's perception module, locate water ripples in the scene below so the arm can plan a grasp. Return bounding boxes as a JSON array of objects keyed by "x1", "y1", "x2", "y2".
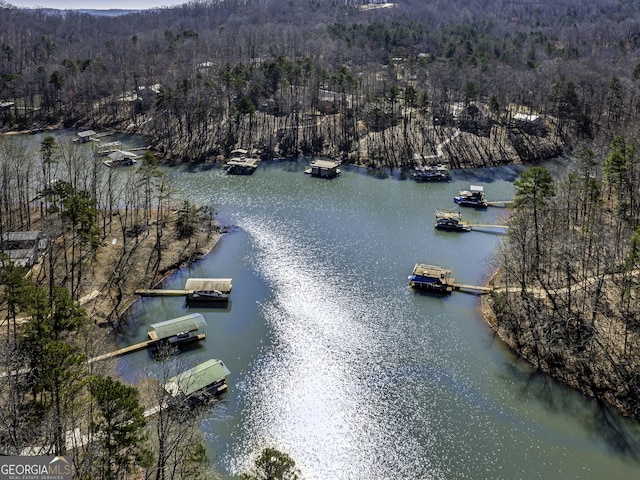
[{"x1": 226, "y1": 215, "x2": 445, "y2": 479}]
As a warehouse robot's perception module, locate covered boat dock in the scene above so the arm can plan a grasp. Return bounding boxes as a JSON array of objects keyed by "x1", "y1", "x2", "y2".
[
  {"x1": 224, "y1": 149, "x2": 260, "y2": 174},
  {"x1": 305, "y1": 158, "x2": 341, "y2": 178},
  {"x1": 184, "y1": 278, "x2": 232, "y2": 306},
  {"x1": 87, "y1": 313, "x2": 206, "y2": 363},
  {"x1": 148, "y1": 312, "x2": 207, "y2": 344},
  {"x1": 163, "y1": 359, "x2": 231, "y2": 403},
  {"x1": 76, "y1": 130, "x2": 96, "y2": 143},
  {"x1": 104, "y1": 150, "x2": 139, "y2": 167},
  {"x1": 408, "y1": 263, "x2": 455, "y2": 294}
]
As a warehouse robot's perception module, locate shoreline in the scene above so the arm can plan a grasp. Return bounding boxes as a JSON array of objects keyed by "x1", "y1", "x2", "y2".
[{"x1": 479, "y1": 268, "x2": 636, "y2": 420}]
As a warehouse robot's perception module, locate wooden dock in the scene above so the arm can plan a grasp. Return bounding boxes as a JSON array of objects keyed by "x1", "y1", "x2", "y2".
[
  {"x1": 469, "y1": 224, "x2": 509, "y2": 231},
  {"x1": 486, "y1": 200, "x2": 513, "y2": 207},
  {"x1": 452, "y1": 283, "x2": 494, "y2": 294},
  {"x1": 135, "y1": 289, "x2": 195, "y2": 296},
  {"x1": 86, "y1": 333, "x2": 206, "y2": 363},
  {"x1": 87, "y1": 339, "x2": 156, "y2": 363}
]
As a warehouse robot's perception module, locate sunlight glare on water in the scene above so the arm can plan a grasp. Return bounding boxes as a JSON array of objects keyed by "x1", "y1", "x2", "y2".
[{"x1": 229, "y1": 215, "x2": 443, "y2": 479}]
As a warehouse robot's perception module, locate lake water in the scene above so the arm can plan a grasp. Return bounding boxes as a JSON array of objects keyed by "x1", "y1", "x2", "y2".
[{"x1": 113, "y1": 158, "x2": 640, "y2": 479}]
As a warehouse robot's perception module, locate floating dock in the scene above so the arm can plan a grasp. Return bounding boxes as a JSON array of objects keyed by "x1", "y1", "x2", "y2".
[
  {"x1": 434, "y1": 211, "x2": 471, "y2": 232},
  {"x1": 305, "y1": 158, "x2": 341, "y2": 178},
  {"x1": 87, "y1": 313, "x2": 207, "y2": 363},
  {"x1": 224, "y1": 148, "x2": 260, "y2": 174},
  {"x1": 409, "y1": 264, "x2": 455, "y2": 294},
  {"x1": 454, "y1": 185, "x2": 489, "y2": 208},
  {"x1": 409, "y1": 264, "x2": 493, "y2": 295},
  {"x1": 135, "y1": 278, "x2": 232, "y2": 306}
]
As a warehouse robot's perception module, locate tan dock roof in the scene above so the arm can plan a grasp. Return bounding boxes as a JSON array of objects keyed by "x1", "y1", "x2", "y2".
[
  {"x1": 412, "y1": 264, "x2": 451, "y2": 278},
  {"x1": 185, "y1": 278, "x2": 232, "y2": 293}
]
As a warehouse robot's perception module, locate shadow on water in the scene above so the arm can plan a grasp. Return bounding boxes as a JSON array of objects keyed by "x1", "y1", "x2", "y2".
[
  {"x1": 261, "y1": 158, "x2": 305, "y2": 173},
  {"x1": 149, "y1": 340, "x2": 208, "y2": 360},
  {"x1": 410, "y1": 287, "x2": 454, "y2": 299},
  {"x1": 185, "y1": 299, "x2": 233, "y2": 311},
  {"x1": 451, "y1": 165, "x2": 527, "y2": 183},
  {"x1": 347, "y1": 165, "x2": 392, "y2": 179},
  {"x1": 508, "y1": 362, "x2": 640, "y2": 463}
]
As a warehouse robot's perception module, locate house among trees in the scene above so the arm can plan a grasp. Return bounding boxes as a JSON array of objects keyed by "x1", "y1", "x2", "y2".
[
  {"x1": 317, "y1": 89, "x2": 352, "y2": 115},
  {"x1": 0, "y1": 101, "x2": 14, "y2": 126},
  {"x1": 511, "y1": 112, "x2": 544, "y2": 135},
  {"x1": 317, "y1": 90, "x2": 341, "y2": 115},
  {"x1": 451, "y1": 102, "x2": 493, "y2": 136},
  {"x1": 0, "y1": 231, "x2": 47, "y2": 268}
]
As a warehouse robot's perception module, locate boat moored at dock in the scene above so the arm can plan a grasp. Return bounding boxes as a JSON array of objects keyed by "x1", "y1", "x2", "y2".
[
  {"x1": 412, "y1": 164, "x2": 452, "y2": 182},
  {"x1": 434, "y1": 210, "x2": 471, "y2": 232},
  {"x1": 103, "y1": 150, "x2": 139, "y2": 167},
  {"x1": 224, "y1": 148, "x2": 261, "y2": 174},
  {"x1": 454, "y1": 185, "x2": 488, "y2": 208},
  {"x1": 147, "y1": 312, "x2": 207, "y2": 348},
  {"x1": 184, "y1": 278, "x2": 232, "y2": 307},
  {"x1": 408, "y1": 264, "x2": 455, "y2": 294}
]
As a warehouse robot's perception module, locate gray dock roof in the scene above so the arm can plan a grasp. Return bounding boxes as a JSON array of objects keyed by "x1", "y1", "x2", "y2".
[
  {"x1": 108, "y1": 150, "x2": 139, "y2": 160},
  {"x1": 164, "y1": 359, "x2": 230, "y2": 397},
  {"x1": 77, "y1": 130, "x2": 96, "y2": 138},
  {"x1": 148, "y1": 313, "x2": 206, "y2": 340},
  {"x1": 309, "y1": 159, "x2": 340, "y2": 169}
]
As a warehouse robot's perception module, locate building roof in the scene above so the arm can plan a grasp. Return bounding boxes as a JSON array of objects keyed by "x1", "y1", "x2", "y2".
[
  {"x1": 309, "y1": 159, "x2": 340, "y2": 169},
  {"x1": 164, "y1": 359, "x2": 231, "y2": 397},
  {"x1": 185, "y1": 278, "x2": 233, "y2": 293},
  {"x1": 412, "y1": 264, "x2": 451, "y2": 278},
  {"x1": 108, "y1": 150, "x2": 138, "y2": 161},
  {"x1": 77, "y1": 130, "x2": 96, "y2": 138},
  {"x1": 2, "y1": 249, "x2": 36, "y2": 267},
  {"x1": 2, "y1": 231, "x2": 43, "y2": 243},
  {"x1": 148, "y1": 313, "x2": 206, "y2": 340},
  {"x1": 513, "y1": 112, "x2": 540, "y2": 122}
]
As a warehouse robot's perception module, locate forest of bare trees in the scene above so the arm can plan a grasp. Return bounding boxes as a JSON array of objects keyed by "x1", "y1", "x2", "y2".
[
  {"x1": 2, "y1": 0, "x2": 640, "y2": 167},
  {"x1": 488, "y1": 142, "x2": 640, "y2": 420},
  {"x1": 0, "y1": 129, "x2": 219, "y2": 478}
]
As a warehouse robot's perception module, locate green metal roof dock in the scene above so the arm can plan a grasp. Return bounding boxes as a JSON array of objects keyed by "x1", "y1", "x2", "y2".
[
  {"x1": 148, "y1": 313, "x2": 207, "y2": 342},
  {"x1": 163, "y1": 359, "x2": 231, "y2": 399}
]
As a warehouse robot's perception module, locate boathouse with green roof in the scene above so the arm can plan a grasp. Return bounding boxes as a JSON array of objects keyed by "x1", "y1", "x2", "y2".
[
  {"x1": 163, "y1": 359, "x2": 231, "y2": 403},
  {"x1": 147, "y1": 313, "x2": 207, "y2": 345}
]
